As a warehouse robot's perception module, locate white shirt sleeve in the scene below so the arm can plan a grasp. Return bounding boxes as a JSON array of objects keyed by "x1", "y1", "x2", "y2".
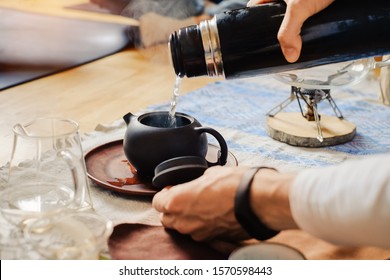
[{"x1": 290, "y1": 153, "x2": 390, "y2": 249}]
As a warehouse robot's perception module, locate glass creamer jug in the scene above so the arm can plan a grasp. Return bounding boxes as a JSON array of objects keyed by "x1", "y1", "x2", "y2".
[{"x1": 6, "y1": 117, "x2": 93, "y2": 212}]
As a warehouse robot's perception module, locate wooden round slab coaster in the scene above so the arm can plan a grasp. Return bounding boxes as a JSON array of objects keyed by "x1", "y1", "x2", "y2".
[{"x1": 266, "y1": 112, "x2": 356, "y2": 147}]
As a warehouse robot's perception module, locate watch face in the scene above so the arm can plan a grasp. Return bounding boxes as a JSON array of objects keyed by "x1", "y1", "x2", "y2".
[{"x1": 229, "y1": 243, "x2": 305, "y2": 260}]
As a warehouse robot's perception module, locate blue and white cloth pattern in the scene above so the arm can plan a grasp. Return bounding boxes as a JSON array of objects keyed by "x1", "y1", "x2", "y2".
[{"x1": 149, "y1": 76, "x2": 390, "y2": 171}]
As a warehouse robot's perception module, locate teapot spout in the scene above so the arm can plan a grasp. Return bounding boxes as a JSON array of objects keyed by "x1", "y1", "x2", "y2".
[{"x1": 123, "y1": 112, "x2": 135, "y2": 125}]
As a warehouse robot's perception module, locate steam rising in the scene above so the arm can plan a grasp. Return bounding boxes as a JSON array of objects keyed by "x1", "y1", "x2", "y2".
[
  {"x1": 121, "y1": 0, "x2": 204, "y2": 20},
  {"x1": 121, "y1": 0, "x2": 203, "y2": 49}
]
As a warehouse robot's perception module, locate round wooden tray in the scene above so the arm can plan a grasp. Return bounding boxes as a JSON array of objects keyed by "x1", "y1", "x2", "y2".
[{"x1": 85, "y1": 139, "x2": 238, "y2": 196}]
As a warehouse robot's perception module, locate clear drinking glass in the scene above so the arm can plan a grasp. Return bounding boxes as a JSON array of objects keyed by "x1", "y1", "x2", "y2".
[{"x1": 24, "y1": 212, "x2": 113, "y2": 260}]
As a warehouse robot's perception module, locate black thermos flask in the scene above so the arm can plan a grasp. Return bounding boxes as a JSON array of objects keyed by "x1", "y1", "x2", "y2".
[{"x1": 169, "y1": 0, "x2": 390, "y2": 79}]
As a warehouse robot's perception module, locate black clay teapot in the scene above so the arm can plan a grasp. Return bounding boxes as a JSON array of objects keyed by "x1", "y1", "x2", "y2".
[{"x1": 123, "y1": 111, "x2": 228, "y2": 189}]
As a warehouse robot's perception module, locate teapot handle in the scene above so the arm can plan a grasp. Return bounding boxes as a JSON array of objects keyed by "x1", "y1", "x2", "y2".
[{"x1": 195, "y1": 127, "x2": 228, "y2": 166}]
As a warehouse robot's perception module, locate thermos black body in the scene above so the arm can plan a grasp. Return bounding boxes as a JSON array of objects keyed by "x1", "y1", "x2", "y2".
[{"x1": 169, "y1": 0, "x2": 390, "y2": 79}]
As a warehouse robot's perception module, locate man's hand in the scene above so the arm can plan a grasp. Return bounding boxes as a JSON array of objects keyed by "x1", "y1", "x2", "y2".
[{"x1": 247, "y1": 0, "x2": 335, "y2": 62}]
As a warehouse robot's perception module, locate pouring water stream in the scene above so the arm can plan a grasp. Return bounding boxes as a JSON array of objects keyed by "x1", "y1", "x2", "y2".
[{"x1": 167, "y1": 75, "x2": 182, "y2": 128}]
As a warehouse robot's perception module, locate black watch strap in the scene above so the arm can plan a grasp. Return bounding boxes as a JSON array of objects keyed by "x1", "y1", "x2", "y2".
[{"x1": 234, "y1": 167, "x2": 280, "y2": 240}]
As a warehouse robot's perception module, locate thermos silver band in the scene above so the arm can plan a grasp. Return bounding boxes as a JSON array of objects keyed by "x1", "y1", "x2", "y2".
[{"x1": 199, "y1": 17, "x2": 224, "y2": 77}]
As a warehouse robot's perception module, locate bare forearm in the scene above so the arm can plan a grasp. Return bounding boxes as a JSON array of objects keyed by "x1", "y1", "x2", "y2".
[
  {"x1": 250, "y1": 168, "x2": 298, "y2": 231},
  {"x1": 248, "y1": 154, "x2": 390, "y2": 249}
]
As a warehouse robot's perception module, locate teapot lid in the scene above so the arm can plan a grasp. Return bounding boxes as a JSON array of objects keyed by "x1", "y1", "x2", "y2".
[{"x1": 152, "y1": 156, "x2": 208, "y2": 190}]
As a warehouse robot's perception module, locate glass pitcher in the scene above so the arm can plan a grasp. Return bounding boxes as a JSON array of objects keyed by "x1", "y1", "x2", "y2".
[
  {"x1": 274, "y1": 57, "x2": 390, "y2": 89},
  {"x1": 6, "y1": 117, "x2": 93, "y2": 212}
]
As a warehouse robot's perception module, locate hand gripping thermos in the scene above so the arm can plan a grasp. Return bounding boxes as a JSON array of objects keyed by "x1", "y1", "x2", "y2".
[{"x1": 169, "y1": 0, "x2": 390, "y2": 79}]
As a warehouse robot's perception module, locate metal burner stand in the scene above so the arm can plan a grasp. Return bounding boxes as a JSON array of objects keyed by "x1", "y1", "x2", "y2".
[
  {"x1": 267, "y1": 86, "x2": 344, "y2": 142},
  {"x1": 266, "y1": 85, "x2": 356, "y2": 147}
]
